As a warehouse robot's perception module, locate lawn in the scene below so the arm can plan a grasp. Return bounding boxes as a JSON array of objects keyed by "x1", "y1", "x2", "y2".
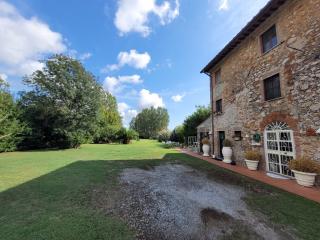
[{"x1": 0, "y1": 140, "x2": 319, "y2": 240}]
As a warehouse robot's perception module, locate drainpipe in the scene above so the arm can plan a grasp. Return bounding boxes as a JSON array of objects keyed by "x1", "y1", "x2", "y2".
[{"x1": 205, "y1": 71, "x2": 214, "y2": 157}]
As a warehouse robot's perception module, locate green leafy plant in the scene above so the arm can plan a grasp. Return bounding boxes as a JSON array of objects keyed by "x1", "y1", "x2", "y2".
[
  {"x1": 157, "y1": 129, "x2": 171, "y2": 142},
  {"x1": 244, "y1": 150, "x2": 262, "y2": 161},
  {"x1": 182, "y1": 105, "x2": 211, "y2": 138},
  {"x1": 130, "y1": 107, "x2": 169, "y2": 139},
  {"x1": 117, "y1": 128, "x2": 139, "y2": 144},
  {"x1": 18, "y1": 55, "x2": 122, "y2": 150},
  {"x1": 223, "y1": 139, "x2": 232, "y2": 147},
  {"x1": 0, "y1": 78, "x2": 25, "y2": 152},
  {"x1": 289, "y1": 156, "x2": 320, "y2": 173},
  {"x1": 163, "y1": 142, "x2": 180, "y2": 149},
  {"x1": 170, "y1": 125, "x2": 185, "y2": 143},
  {"x1": 201, "y1": 138, "x2": 210, "y2": 145}
]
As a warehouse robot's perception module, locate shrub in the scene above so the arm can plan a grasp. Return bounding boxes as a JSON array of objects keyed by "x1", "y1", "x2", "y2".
[
  {"x1": 157, "y1": 130, "x2": 171, "y2": 142},
  {"x1": 163, "y1": 142, "x2": 180, "y2": 149},
  {"x1": 289, "y1": 156, "x2": 320, "y2": 173},
  {"x1": 0, "y1": 79, "x2": 25, "y2": 152},
  {"x1": 201, "y1": 138, "x2": 210, "y2": 145},
  {"x1": 170, "y1": 125, "x2": 185, "y2": 143},
  {"x1": 126, "y1": 129, "x2": 139, "y2": 142},
  {"x1": 244, "y1": 150, "x2": 262, "y2": 161},
  {"x1": 117, "y1": 128, "x2": 139, "y2": 144},
  {"x1": 223, "y1": 139, "x2": 233, "y2": 147},
  {"x1": 93, "y1": 125, "x2": 120, "y2": 144}
]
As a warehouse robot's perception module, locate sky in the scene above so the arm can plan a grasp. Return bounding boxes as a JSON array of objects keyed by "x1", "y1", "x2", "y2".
[{"x1": 0, "y1": 0, "x2": 269, "y2": 129}]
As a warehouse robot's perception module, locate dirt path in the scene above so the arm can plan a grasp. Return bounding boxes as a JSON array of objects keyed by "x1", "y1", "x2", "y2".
[{"x1": 96, "y1": 164, "x2": 295, "y2": 240}]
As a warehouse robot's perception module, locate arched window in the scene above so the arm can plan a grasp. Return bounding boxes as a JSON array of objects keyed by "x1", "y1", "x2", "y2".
[
  {"x1": 264, "y1": 121, "x2": 295, "y2": 177},
  {"x1": 265, "y1": 121, "x2": 289, "y2": 131}
]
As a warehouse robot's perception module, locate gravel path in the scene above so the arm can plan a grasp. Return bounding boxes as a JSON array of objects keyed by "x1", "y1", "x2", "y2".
[{"x1": 97, "y1": 164, "x2": 295, "y2": 240}]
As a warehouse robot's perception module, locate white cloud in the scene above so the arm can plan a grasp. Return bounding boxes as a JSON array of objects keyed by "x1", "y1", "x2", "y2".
[
  {"x1": 127, "y1": 109, "x2": 138, "y2": 118},
  {"x1": 118, "y1": 102, "x2": 138, "y2": 127},
  {"x1": 114, "y1": 0, "x2": 179, "y2": 37},
  {"x1": 171, "y1": 94, "x2": 185, "y2": 102},
  {"x1": 79, "y1": 52, "x2": 92, "y2": 61},
  {"x1": 118, "y1": 50, "x2": 151, "y2": 69},
  {"x1": 0, "y1": 73, "x2": 8, "y2": 81},
  {"x1": 218, "y1": 0, "x2": 229, "y2": 11},
  {"x1": 102, "y1": 49, "x2": 151, "y2": 72},
  {"x1": 118, "y1": 102, "x2": 130, "y2": 117},
  {"x1": 139, "y1": 89, "x2": 165, "y2": 109},
  {"x1": 103, "y1": 74, "x2": 143, "y2": 93},
  {"x1": 0, "y1": 1, "x2": 66, "y2": 76},
  {"x1": 104, "y1": 76, "x2": 119, "y2": 93},
  {"x1": 118, "y1": 75, "x2": 143, "y2": 84},
  {"x1": 67, "y1": 50, "x2": 92, "y2": 61}
]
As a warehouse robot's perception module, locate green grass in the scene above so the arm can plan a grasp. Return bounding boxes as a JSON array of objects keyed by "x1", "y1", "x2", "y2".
[{"x1": 0, "y1": 140, "x2": 319, "y2": 240}]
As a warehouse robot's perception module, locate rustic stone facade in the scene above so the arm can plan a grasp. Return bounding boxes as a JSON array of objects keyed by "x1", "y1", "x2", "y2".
[
  {"x1": 196, "y1": 115, "x2": 212, "y2": 153},
  {"x1": 206, "y1": 0, "x2": 320, "y2": 171}
]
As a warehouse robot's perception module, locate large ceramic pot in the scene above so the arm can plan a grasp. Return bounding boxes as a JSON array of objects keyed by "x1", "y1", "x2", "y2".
[
  {"x1": 244, "y1": 159, "x2": 259, "y2": 170},
  {"x1": 292, "y1": 170, "x2": 317, "y2": 187},
  {"x1": 202, "y1": 144, "x2": 210, "y2": 157},
  {"x1": 222, "y1": 147, "x2": 232, "y2": 163}
]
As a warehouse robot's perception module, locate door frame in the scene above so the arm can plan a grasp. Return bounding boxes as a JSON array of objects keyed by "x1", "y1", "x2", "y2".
[{"x1": 218, "y1": 131, "x2": 225, "y2": 158}]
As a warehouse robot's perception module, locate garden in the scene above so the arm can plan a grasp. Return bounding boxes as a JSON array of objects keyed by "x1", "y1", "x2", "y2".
[
  {"x1": 1, "y1": 54, "x2": 320, "y2": 240},
  {"x1": 1, "y1": 140, "x2": 320, "y2": 240}
]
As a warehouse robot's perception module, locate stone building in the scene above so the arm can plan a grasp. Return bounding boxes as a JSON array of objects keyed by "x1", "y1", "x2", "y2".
[
  {"x1": 196, "y1": 115, "x2": 212, "y2": 153},
  {"x1": 201, "y1": 0, "x2": 320, "y2": 178}
]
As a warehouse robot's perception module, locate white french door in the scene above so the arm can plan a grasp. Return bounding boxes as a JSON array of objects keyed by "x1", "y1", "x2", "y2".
[{"x1": 264, "y1": 122, "x2": 295, "y2": 177}]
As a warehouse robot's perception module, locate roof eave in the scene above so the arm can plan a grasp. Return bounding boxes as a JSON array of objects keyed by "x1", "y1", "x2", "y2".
[{"x1": 201, "y1": 0, "x2": 287, "y2": 74}]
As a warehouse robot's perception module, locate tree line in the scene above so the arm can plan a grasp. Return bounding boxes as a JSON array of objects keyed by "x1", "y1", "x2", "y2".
[
  {"x1": 0, "y1": 55, "x2": 173, "y2": 152},
  {"x1": 130, "y1": 105, "x2": 211, "y2": 144},
  {"x1": 161, "y1": 105, "x2": 211, "y2": 144},
  {"x1": 0, "y1": 55, "x2": 128, "y2": 152},
  {"x1": 1, "y1": 54, "x2": 208, "y2": 152}
]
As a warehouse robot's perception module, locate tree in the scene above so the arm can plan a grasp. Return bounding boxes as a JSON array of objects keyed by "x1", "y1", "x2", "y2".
[
  {"x1": 19, "y1": 54, "x2": 117, "y2": 149},
  {"x1": 157, "y1": 129, "x2": 171, "y2": 142},
  {"x1": 94, "y1": 92, "x2": 122, "y2": 143},
  {"x1": 116, "y1": 128, "x2": 139, "y2": 144},
  {"x1": 182, "y1": 105, "x2": 211, "y2": 137},
  {"x1": 0, "y1": 78, "x2": 24, "y2": 152},
  {"x1": 170, "y1": 125, "x2": 185, "y2": 143},
  {"x1": 130, "y1": 107, "x2": 169, "y2": 139}
]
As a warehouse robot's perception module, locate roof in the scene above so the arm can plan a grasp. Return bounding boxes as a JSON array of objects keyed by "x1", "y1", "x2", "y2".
[
  {"x1": 201, "y1": 0, "x2": 287, "y2": 74},
  {"x1": 197, "y1": 115, "x2": 212, "y2": 132}
]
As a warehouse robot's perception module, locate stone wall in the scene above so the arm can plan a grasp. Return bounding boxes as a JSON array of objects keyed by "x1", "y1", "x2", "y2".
[{"x1": 209, "y1": 0, "x2": 320, "y2": 168}]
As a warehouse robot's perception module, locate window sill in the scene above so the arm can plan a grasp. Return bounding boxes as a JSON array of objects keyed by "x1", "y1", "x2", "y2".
[
  {"x1": 251, "y1": 142, "x2": 261, "y2": 146},
  {"x1": 213, "y1": 112, "x2": 223, "y2": 116},
  {"x1": 261, "y1": 41, "x2": 284, "y2": 56},
  {"x1": 264, "y1": 96, "x2": 284, "y2": 102}
]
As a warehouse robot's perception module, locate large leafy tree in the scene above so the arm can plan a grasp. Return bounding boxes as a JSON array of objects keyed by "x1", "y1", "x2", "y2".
[
  {"x1": 94, "y1": 92, "x2": 122, "y2": 143},
  {"x1": 182, "y1": 105, "x2": 211, "y2": 137},
  {"x1": 19, "y1": 54, "x2": 120, "y2": 149},
  {"x1": 0, "y1": 78, "x2": 24, "y2": 152},
  {"x1": 170, "y1": 125, "x2": 185, "y2": 143},
  {"x1": 130, "y1": 107, "x2": 169, "y2": 139}
]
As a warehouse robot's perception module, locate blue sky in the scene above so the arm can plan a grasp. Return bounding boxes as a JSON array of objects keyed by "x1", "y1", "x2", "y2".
[{"x1": 0, "y1": 0, "x2": 269, "y2": 129}]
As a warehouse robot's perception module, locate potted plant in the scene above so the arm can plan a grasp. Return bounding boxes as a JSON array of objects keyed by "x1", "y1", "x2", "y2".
[
  {"x1": 201, "y1": 138, "x2": 210, "y2": 157},
  {"x1": 289, "y1": 157, "x2": 320, "y2": 187},
  {"x1": 244, "y1": 150, "x2": 262, "y2": 170},
  {"x1": 222, "y1": 139, "x2": 233, "y2": 163}
]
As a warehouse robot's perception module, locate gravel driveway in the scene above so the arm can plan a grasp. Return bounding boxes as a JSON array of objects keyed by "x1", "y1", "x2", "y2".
[{"x1": 95, "y1": 164, "x2": 295, "y2": 240}]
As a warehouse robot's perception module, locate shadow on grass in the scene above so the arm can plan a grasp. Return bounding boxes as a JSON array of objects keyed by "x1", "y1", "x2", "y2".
[{"x1": 0, "y1": 153, "x2": 319, "y2": 240}]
